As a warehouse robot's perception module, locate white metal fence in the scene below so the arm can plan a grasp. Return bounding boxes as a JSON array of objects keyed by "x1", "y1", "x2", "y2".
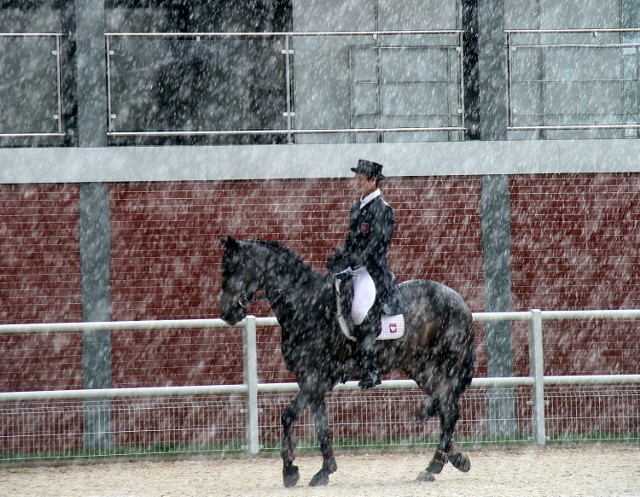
[{"x1": 1, "y1": 310, "x2": 639, "y2": 460}]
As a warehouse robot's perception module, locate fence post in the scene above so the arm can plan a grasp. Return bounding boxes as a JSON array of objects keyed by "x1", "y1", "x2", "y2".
[
  {"x1": 529, "y1": 309, "x2": 546, "y2": 445},
  {"x1": 283, "y1": 34, "x2": 294, "y2": 144},
  {"x1": 243, "y1": 316, "x2": 260, "y2": 454}
]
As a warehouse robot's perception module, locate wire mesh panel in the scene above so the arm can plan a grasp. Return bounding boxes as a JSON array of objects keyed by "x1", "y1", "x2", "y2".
[
  {"x1": 545, "y1": 385, "x2": 640, "y2": 442},
  {"x1": 1, "y1": 382, "x2": 639, "y2": 461},
  {"x1": 111, "y1": 396, "x2": 246, "y2": 455},
  {"x1": 0, "y1": 401, "x2": 83, "y2": 461},
  {"x1": 257, "y1": 387, "x2": 535, "y2": 452},
  {"x1": 0, "y1": 396, "x2": 247, "y2": 462},
  {"x1": 1, "y1": 314, "x2": 640, "y2": 462}
]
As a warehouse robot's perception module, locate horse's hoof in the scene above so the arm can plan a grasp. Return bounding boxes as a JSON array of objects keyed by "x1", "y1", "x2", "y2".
[
  {"x1": 426, "y1": 449, "x2": 447, "y2": 474},
  {"x1": 283, "y1": 465, "x2": 300, "y2": 488},
  {"x1": 309, "y1": 471, "x2": 330, "y2": 487},
  {"x1": 449, "y1": 452, "x2": 471, "y2": 473},
  {"x1": 416, "y1": 470, "x2": 436, "y2": 482}
]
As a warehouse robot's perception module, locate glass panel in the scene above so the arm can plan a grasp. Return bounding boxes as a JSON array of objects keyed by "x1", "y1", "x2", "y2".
[
  {"x1": 0, "y1": 36, "x2": 60, "y2": 135},
  {"x1": 107, "y1": 36, "x2": 287, "y2": 136}
]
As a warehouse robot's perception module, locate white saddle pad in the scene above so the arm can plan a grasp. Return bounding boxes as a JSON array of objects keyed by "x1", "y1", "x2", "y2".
[{"x1": 336, "y1": 279, "x2": 405, "y2": 341}]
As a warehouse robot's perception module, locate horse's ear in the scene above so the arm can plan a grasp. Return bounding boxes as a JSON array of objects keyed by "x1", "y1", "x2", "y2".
[{"x1": 220, "y1": 236, "x2": 239, "y2": 250}]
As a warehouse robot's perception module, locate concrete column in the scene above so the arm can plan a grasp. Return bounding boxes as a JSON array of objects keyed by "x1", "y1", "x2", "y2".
[
  {"x1": 481, "y1": 175, "x2": 516, "y2": 438},
  {"x1": 463, "y1": 0, "x2": 516, "y2": 438},
  {"x1": 79, "y1": 182, "x2": 112, "y2": 451},
  {"x1": 62, "y1": 0, "x2": 113, "y2": 451}
]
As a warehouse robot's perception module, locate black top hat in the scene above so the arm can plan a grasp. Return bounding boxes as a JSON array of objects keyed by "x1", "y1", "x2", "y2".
[{"x1": 351, "y1": 159, "x2": 385, "y2": 180}]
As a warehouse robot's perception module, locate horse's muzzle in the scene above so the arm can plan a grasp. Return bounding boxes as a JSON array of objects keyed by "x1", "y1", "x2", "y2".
[{"x1": 220, "y1": 306, "x2": 245, "y2": 326}]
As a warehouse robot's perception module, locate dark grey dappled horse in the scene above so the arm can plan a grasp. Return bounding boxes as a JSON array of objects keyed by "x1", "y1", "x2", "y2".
[{"x1": 219, "y1": 237, "x2": 475, "y2": 487}]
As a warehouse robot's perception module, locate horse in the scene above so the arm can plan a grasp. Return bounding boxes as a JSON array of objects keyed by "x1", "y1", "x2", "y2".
[{"x1": 219, "y1": 236, "x2": 475, "y2": 487}]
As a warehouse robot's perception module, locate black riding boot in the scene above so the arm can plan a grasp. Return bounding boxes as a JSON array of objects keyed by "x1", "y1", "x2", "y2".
[{"x1": 355, "y1": 318, "x2": 381, "y2": 389}]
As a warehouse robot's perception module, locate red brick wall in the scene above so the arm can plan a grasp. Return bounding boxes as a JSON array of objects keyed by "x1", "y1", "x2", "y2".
[
  {"x1": 104, "y1": 177, "x2": 483, "y2": 449},
  {"x1": 2, "y1": 174, "x2": 639, "y2": 453},
  {"x1": 4, "y1": 175, "x2": 638, "y2": 386},
  {"x1": 510, "y1": 173, "x2": 640, "y2": 376},
  {"x1": 0, "y1": 184, "x2": 82, "y2": 393},
  {"x1": 0, "y1": 184, "x2": 82, "y2": 325},
  {"x1": 0, "y1": 184, "x2": 83, "y2": 455}
]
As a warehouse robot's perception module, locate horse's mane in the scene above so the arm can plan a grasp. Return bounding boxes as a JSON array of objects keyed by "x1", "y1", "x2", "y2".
[{"x1": 247, "y1": 239, "x2": 319, "y2": 281}]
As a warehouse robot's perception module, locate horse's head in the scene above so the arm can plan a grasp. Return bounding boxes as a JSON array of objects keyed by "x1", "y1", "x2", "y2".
[{"x1": 219, "y1": 236, "x2": 264, "y2": 325}]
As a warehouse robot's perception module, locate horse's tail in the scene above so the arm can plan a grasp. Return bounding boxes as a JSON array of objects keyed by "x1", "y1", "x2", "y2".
[{"x1": 455, "y1": 313, "x2": 475, "y2": 397}]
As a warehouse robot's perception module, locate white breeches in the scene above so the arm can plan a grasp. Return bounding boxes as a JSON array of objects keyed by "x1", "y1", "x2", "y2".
[{"x1": 350, "y1": 266, "x2": 376, "y2": 325}]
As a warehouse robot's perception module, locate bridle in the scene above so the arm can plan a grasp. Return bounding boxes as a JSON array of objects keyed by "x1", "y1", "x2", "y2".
[
  {"x1": 225, "y1": 240, "x2": 279, "y2": 311},
  {"x1": 237, "y1": 295, "x2": 251, "y2": 309},
  {"x1": 237, "y1": 290, "x2": 268, "y2": 309}
]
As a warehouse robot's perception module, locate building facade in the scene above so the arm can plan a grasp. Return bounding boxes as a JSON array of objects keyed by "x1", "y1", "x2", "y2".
[{"x1": 1, "y1": 0, "x2": 639, "y2": 455}]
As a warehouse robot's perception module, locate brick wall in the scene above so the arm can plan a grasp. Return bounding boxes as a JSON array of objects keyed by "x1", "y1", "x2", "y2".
[
  {"x1": 2, "y1": 174, "x2": 639, "y2": 454},
  {"x1": 511, "y1": 173, "x2": 640, "y2": 376},
  {"x1": 0, "y1": 185, "x2": 82, "y2": 393},
  {"x1": 0, "y1": 184, "x2": 83, "y2": 455},
  {"x1": 3, "y1": 174, "x2": 638, "y2": 387}
]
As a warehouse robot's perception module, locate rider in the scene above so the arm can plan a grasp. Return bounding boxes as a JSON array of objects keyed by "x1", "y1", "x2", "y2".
[{"x1": 327, "y1": 159, "x2": 409, "y2": 389}]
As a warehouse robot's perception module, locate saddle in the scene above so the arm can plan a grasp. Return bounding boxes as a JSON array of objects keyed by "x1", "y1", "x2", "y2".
[{"x1": 334, "y1": 275, "x2": 406, "y2": 341}]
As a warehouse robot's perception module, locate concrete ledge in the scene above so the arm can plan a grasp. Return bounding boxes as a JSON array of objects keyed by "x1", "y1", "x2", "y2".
[{"x1": 2, "y1": 139, "x2": 640, "y2": 184}]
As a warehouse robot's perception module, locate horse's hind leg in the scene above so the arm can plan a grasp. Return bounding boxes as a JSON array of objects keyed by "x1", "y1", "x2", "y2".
[
  {"x1": 417, "y1": 393, "x2": 469, "y2": 482},
  {"x1": 415, "y1": 395, "x2": 439, "y2": 422},
  {"x1": 308, "y1": 397, "x2": 337, "y2": 487}
]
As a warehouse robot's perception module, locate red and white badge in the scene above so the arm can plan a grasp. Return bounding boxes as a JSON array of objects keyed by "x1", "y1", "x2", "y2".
[{"x1": 360, "y1": 222, "x2": 370, "y2": 233}]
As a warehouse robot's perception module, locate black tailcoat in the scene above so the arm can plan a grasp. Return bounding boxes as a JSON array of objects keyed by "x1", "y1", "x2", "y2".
[{"x1": 329, "y1": 195, "x2": 410, "y2": 315}]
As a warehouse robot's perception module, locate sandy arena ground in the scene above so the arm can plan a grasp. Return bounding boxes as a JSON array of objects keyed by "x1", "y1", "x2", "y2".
[{"x1": 0, "y1": 445, "x2": 638, "y2": 497}]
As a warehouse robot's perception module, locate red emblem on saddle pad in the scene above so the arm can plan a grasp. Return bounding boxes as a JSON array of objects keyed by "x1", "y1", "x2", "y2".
[
  {"x1": 389, "y1": 323, "x2": 397, "y2": 333},
  {"x1": 360, "y1": 222, "x2": 370, "y2": 233}
]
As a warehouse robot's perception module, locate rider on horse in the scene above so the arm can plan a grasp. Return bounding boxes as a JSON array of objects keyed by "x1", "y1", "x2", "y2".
[{"x1": 328, "y1": 159, "x2": 410, "y2": 389}]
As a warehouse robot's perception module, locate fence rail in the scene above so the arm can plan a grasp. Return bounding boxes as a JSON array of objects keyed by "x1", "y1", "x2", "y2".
[{"x1": 1, "y1": 310, "x2": 640, "y2": 455}]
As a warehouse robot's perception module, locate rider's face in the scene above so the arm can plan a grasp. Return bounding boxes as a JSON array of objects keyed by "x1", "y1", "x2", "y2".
[{"x1": 355, "y1": 173, "x2": 377, "y2": 198}]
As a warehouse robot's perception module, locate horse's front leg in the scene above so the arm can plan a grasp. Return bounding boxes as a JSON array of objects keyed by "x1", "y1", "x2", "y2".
[
  {"x1": 308, "y1": 396, "x2": 338, "y2": 487},
  {"x1": 281, "y1": 391, "x2": 310, "y2": 488}
]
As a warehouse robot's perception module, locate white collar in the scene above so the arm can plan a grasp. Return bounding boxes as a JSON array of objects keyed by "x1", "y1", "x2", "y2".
[{"x1": 360, "y1": 189, "x2": 381, "y2": 209}]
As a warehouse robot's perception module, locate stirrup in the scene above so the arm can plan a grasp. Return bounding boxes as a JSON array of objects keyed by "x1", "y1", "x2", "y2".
[{"x1": 358, "y1": 370, "x2": 381, "y2": 389}]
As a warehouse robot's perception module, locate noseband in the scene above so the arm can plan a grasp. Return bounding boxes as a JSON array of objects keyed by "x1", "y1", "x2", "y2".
[{"x1": 237, "y1": 291, "x2": 268, "y2": 309}]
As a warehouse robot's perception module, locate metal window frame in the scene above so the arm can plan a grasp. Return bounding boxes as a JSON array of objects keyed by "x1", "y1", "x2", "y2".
[
  {"x1": 0, "y1": 32, "x2": 65, "y2": 138},
  {"x1": 506, "y1": 28, "x2": 640, "y2": 133},
  {"x1": 105, "y1": 30, "x2": 467, "y2": 142}
]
